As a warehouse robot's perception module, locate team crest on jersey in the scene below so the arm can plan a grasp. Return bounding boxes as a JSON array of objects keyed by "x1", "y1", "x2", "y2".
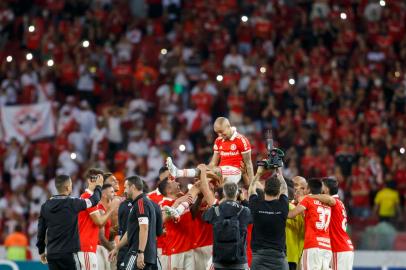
[{"x1": 230, "y1": 144, "x2": 237, "y2": 150}]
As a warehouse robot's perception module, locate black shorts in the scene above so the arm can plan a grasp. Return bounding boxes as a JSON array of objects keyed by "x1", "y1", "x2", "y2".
[
  {"x1": 120, "y1": 250, "x2": 157, "y2": 270},
  {"x1": 47, "y1": 252, "x2": 81, "y2": 270}
]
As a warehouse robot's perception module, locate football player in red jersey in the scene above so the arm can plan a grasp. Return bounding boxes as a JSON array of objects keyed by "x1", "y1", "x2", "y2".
[
  {"x1": 288, "y1": 178, "x2": 332, "y2": 270},
  {"x1": 166, "y1": 117, "x2": 254, "y2": 186},
  {"x1": 310, "y1": 178, "x2": 354, "y2": 270}
]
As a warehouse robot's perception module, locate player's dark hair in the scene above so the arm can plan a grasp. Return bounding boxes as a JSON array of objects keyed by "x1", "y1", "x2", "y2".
[
  {"x1": 86, "y1": 168, "x2": 104, "y2": 180},
  {"x1": 159, "y1": 166, "x2": 168, "y2": 175},
  {"x1": 322, "y1": 178, "x2": 338, "y2": 195},
  {"x1": 55, "y1": 175, "x2": 71, "y2": 193},
  {"x1": 102, "y1": 183, "x2": 113, "y2": 191},
  {"x1": 103, "y1": 172, "x2": 113, "y2": 183},
  {"x1": 126, "y1": 175, "x2": 143, "y2": 191},
  {"x1": 264, "y1": 174, "x2": 281, "y2": 196},
  {"x1": 158, "y1": 178, "x2": 169, "y2": 196},
  {"x1": 307, "y1": 178, "x2": 322, "y2": 195},
  {"x1": 223, "y1": 182, "x2": 238, "y2": 199},
  {"x1": 142, "y1": 180, "x2": 149, "y2": 193}
]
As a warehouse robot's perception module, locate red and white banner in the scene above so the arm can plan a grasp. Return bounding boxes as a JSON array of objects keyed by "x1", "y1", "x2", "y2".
[{"x1": 0, "y1": 102, "x2": 56, "y2": 142}]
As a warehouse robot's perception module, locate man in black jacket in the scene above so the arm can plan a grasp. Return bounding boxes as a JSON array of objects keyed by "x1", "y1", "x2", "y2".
[{"x1": 36, "y1": 174, "x2": 104, "y2": 270}]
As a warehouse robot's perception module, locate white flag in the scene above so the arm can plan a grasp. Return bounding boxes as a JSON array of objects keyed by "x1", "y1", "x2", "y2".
[{"x1": 0, "y1": 102, "x2": 56, "y2": 142}]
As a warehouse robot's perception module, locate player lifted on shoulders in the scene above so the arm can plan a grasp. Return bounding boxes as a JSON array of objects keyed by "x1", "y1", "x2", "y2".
[{"x1": 166, "y1": 117, "x2": 254, "y2": 186}]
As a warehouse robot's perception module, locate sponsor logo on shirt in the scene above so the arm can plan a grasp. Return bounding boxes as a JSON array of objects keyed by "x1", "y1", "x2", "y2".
[{"x1": 220, "y1": 151, "x2": 239, "y2": 156}]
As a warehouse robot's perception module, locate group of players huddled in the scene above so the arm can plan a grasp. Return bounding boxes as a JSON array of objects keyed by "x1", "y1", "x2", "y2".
[{"x1": 38, "y1": 117, "x2": 354, "y2": 270}]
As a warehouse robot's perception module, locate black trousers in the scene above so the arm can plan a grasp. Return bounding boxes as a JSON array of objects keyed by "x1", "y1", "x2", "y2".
[
  {"x1": 289, "y1": 262, "x2": 297, "y2": 270},
  {"x1": 48, "y1": 253, "x2": 81, "y2": 270},
  {"x1": 121, "y1": 250, "x2": 157, "y2": 270}
]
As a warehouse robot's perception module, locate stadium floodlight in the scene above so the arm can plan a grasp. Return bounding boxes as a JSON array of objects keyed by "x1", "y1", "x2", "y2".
[
  {"x1": 379, "y1": 0, "x2": 386, "y2": 7},
  {"x1": 241, "y1": 16, "x2": 248, "y2": 23},
  {"x1": 82, "y1": 40, "x2": 90, "y2": 48},
  {"x1": 26, "y1": 53, "x2": 33, "y2": 61},
  {"x1": 28, "y1": 25, "x2": 35, "y2": 32},
  {"x1": 6, "y1": 56, "x2": 12, "y2": 63},
  {"x1": 161, "y1": 48, "x2": 168, "y2": 55},
  {"x1": 179, "y1": 144, "x2": 186, "y2": 152},
  {"x1": 289, "y1": 78, "x2": 295, "y2": 85},
  {"x1": 260, "y1": 67, "x2": 267, "y2": 74},
  {"x1": 70, "y1": 152, "x2": 77, "y2": 160},
  {"x1": 47, "y1": 59, "x2": 54, "y2": 67},
  {"x1": 216, "y1": 75, "x2": 223, "y2": 82},
  {"x1": 340, "y1": 12, "x2": 347, "y2": 20}
]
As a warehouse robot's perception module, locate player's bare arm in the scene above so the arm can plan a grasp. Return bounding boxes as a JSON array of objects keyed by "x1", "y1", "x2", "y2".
[
  {"x1": 248, "y1": 165, "x2": 265, "y2": 196},
  {"x1": 90, "y1": 199, "x2": 120, "y2": 226},
  {"x1": 242, "y1": 151, "x2": 254, "y2": 187},
  {"x1": 309, "y1": 194, "x2": 336, "y2": 206},
  {"x1": 208, "y1": 151, "x2": 220, "y2": 167},
  {"x1": 288, "y1": 204, "x2": 306, "y2": 219},
  {"x1": 99, "y1": 227, "x2": 114, "y2": 251},
  {"x1": 198, "y1": 164, "x2": 216, "y2": 206}
]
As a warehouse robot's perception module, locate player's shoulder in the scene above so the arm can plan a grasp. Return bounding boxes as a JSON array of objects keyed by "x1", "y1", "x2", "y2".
[{"x1": 80, "y1": 191, "x2": 91, "y2": 199}]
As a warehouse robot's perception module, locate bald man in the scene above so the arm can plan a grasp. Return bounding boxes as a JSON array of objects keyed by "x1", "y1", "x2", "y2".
[
  {"x1": 166, "y1": 117, "x2": 254, "y2": 187},
  {"x1": 293, "y1": 176, "x2": 307, "y2": 203}
]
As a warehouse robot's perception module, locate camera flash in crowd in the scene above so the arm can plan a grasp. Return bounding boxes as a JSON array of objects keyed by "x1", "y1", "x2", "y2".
[
  {"x1": 28, "y1": 25, "x2": 35, "y2": 32},
  {"x1": 6, "y1": 56, "x2": 12, "y2": 63},
  {"x1": 289, "y1": 78, "x2": 295, "y2": 85},
  {"x1": 70, "y1": 152, "x2": 77, "y2": 160},
  {"x1": 379, "y1": 0, "x2": 386, "y2": 7},
  {"x1": 260, "y1": 67, "x2": 266, "y2": 74},
  {"x1": 161, "y1": 48, "x2": 168, "y2": 55},
  {"x1": 179, "y1": 144, "x2": 186, "y2": 152},
  {"x1": 400, "y1": 147, "x2": 405, "y2": 155},
  {"x1": 216, "y1": 75, "x2": 223, "y2": 82},
  {"x1": 82, "y1": 40, "x2": 90, "y2": 48},
  {"x1": 241, "y1": 16, "x2": 248, "y2": 23},
  {"x1": 47, "y1": 59, "x2": 54, "y2": 67},
  {"x1": 26, "y1": 53, "x2": 33, "y2": 61},
  {"x1": 340, "y1": 12, "x2": 347, "y2": 20},
  {"x1": 395, "y1": 71, "x2": 401, "y2": 78}
]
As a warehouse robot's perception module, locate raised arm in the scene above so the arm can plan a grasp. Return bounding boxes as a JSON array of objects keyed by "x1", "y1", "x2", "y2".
[
  {"x1": 248, "y1": 165, "x2": 265, "y2": 196},
  {"x1": 276, "y1": 167, "x2": 288, "y2": 197},
  {"x1": 310, "y1": 194, "x2": 336, "y2": 206},
  {"x1": 197, "y1": 164, "x2": 216, "y2": 206}
]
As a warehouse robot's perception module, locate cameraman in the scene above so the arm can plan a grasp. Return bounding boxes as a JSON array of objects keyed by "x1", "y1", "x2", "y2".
[
  {"x1": 36, "y1": 174, "x2": 104, "y2": 269},
  {"x1": 248, "y1": 166, "x2": 289, "y2": 270},
  {"x1": 200, "y1": 164, "x2": 252, "y2": 270}
]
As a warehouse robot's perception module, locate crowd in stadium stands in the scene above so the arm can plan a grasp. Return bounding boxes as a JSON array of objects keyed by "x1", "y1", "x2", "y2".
[{"x1": 0, "y1": 0, "x2": 406, "y2": 250}]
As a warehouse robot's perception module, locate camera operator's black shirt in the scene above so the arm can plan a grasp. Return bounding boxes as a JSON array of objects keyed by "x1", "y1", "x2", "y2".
[
  {"x1": 249, "y1": 194, "x2": 289, "y2": 252},
  {"x1": 127, "y1": 193, "x2": 157, "y2": 264}
]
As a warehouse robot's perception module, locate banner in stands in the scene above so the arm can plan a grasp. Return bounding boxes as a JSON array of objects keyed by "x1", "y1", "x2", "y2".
[{"x1": 0, "y1": 102, "x2": 55, "y2": 142}]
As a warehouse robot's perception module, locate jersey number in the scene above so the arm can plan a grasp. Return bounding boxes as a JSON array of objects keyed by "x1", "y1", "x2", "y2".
[
  {"x1": 342, "y1": 208, "x2": 348, "y2": 231},
  {"x1": 316, "y1": 206, "x2": 331, "y2": 231}
]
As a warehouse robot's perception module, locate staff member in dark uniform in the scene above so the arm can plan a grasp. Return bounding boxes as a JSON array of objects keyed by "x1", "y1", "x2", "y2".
[
  {"x1": 36, "y1": 174, "x2": 104, "y2": 270},
  {"x1": 110, "y1": 175, "x2": 158, "y2": 270},
  {"x1": 117, "y1": 197, "x2": 133, "y2": 269},
  {"x1": 248, "y1": 167, "x2": 289, "y2": 270}
]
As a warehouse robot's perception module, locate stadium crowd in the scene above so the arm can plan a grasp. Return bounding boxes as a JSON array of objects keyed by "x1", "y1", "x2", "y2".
[{"x1": 1, "y1": 0, "x2": 406, "y2": 252}]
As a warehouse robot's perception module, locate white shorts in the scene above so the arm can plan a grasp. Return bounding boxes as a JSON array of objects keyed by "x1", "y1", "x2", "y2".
[
  {"x1": 167, "y1": 250, "x2": 194, "y2": 270},
  {"x1": 96, "y1": 245, "x2": 111, "y2": 270},
  {"x1": 193, "y1": 245, "x2": 212, "y2": 270},
  {"x1": 78, "y1": 251, "x2": 98, "y2": 270},
  {"x1": 332, "y1": 251, "x2": 354, "y2": 270},
  {"x1": 157, "y1": 248, "x2": 168, "y2": 270},
  {"x1": 220, "y1": 166, "x2": 242, "y2": 184},
  {"x1": 301, "y1": 248, "x2": 332, "y2": 270}
]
